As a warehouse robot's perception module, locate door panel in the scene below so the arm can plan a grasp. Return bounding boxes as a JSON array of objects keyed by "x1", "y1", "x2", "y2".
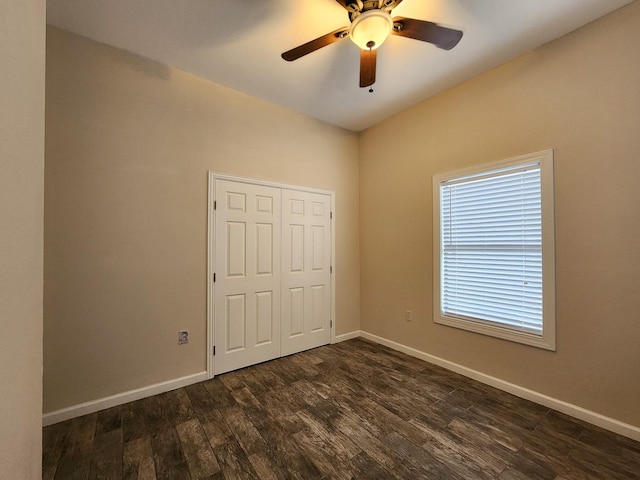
[
  {"x1": 256, "y1": 224, "x2": 273, "y2": 275},
  {"x1": 311, "y1": 225, "x2": 325, "y2": 271},
  {"x1": 311, "y1": 285, "x2": 324, "y2": 332},
  {"x1": 281, "y1": 190, "x2": 332, "y2": 355},
  {"x1": 226, "y1": 222, "x2": 246, "y2": 277},
  {"x1": 255, "y1": 291, "x2": 274, "y2": 345},
  {"x1": 226, "y1": 294, "x2": 246, "y2": 352},
  {"x1": 214, "y1": 180, "x2": 281, "y2": 374}
]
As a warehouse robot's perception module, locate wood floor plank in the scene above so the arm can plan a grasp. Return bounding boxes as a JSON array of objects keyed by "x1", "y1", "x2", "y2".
[
  {"x1": 349, "y1": 451, "x2": 396, "y2": 480},
  {"x1": 413, "y1": 415, "x2": 508, "y2": 478},
  {"x1": 95, "y1": 407, "x2": 122, "y2": 436},
  {"x1": 43, "y1": 421, "x2": 68, "y2": 479},
  {"x1": 53, "y1": 414, "x2": 97, "y2": 480},
  {"x1": 199, "y1": 410, "x2": 233, "y2": 449},
  {"x1": 351, "y1": 396, "x2": 433, "y2": 445},
  {"x1": 263, "y1": 356, "x2": 311, "y2": 385},
  {"x1": 88, "y1": 429, "x2": 123, "y2": 480},
  {"x1": 229, "y1": 386, "x2": 262, "y2": 412},
  {"x1": 61, "y1": 414, "x2": 98, "y2": 458},
  {"x1": 141, "y1": 395, "x2": 172, "y2": 436},
  {"x1": 330, "y1": 408, "x2": 426, "y2": 480},
  {"x1": 507, "y1": 451, "x2": 556, "y2": 480},
  {"x1": 296, "y1": 408, "x2": 362, "y2": 462},
  {"x1": 156, "y1": 462, "x2": 190, "y2": 480},
  {"x1": 456, "y1": 405, "x2": 529, "y2": 452},
  {"x1": 201, "y1": 378, "x2": 236, "y2": 410},
  {"x1": 230, "y1": 368, "x2": 271, "y2": 397},
  {"x1": 123, "y1": 437, "x2": 156, "y2": 480},
  {"x1": 251, "y1": 419, "x2": 323, "y2": 480},
  {"x1": 43, "y1": 465, "x2": 58, "y2": 480},
  {"x1": 290, "y1": 379, "x2": 328, "y2": 407},
  {"x1": 567, "y1": 445, "x2": 640, "y2": 480},
  {"x1": 43, "y1": 339, "x2": 640, "y2": 480},
  {"x1": 292, "y1": 429, "x2": 351, "y2": 480},
  {"x1": 518, "y1": 426, "x2": 593, "y2": 479},
  {"x1": 248, "y1": 363, "x2": 286, "y2": 392},
  {"x1": 247, "y1": 406, "x2": 324, "y2": 478},
  {"x1": 220, "y1": 405, "x2": 268, "y2": 456},
  {"x1": 499, "y1": 469, "x2": 537, "y2": 480},
  {"x1": 254, "y1": 389, "x2": 306, "y2": 434},
  {"x1": 578, "y1": 424, "x2": 640, "y2": 455},
  {"x1": 381, "y1": 430, "x2": 465, "y2": 480},
  {"x1": 289, "y1": 352, "x2": 322, "y2": 377},
  {"x1": 445, "y1": 417, "x2": 522, "y2": 477},
  {"x1": 212, "y1": 441, "x2": 259, "y2": 480},
  {"x1": 409, "y1": 401, "x2": 468, "y2": 432},
  {"x1": 53, "y1": 453, "x2": 91, "y2": 480},
  {"x1": 184, "y1": 383, "x2": 218, "y2": 414},
  {"x1": 217, "y1": 370, "x2": 246, "y2": 392},
  {"x1": 264, "y1": 384, "x2": 309, "y2": 413},
  {"x1": 175, "y1": 419, "x2": 220, "y2": 479},
  {"x1": 133, "y1": 457, "x2": 156, "y2": 480},
  {"x1": 166, "y1": 389, "x2": 197, "y2": 426},
  {"x1": 247, "y1": 451, "x2": 286, "y2": 480},
  {"x1": 468, "y1": 393, "x2": 547, "y2": 433},
  {"x1": 149, "y1": 426, "x2": 187, "y2": 480},
  {"x1": 122, "y1": 401, "x2": 149, "y2": 444}
]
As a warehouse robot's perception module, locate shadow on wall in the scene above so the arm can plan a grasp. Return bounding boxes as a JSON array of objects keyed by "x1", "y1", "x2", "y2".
[{"x1": 47, "y1": 0, "x2": 288, "y2": 81}]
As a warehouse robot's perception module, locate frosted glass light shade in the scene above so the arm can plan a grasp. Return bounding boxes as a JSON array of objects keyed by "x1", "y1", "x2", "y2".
[{"x1": 349, "y1": 10, "x2": 393, "y2": 50}]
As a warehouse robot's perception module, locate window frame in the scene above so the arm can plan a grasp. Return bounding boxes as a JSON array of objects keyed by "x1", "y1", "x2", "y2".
[{"x1": 433, "y1": 150, "x2": 556, "y2": 350}]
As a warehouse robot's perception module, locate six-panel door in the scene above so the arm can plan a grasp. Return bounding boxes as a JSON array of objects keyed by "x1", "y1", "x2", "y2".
[{"x1": 213, "y1": 179, "x2": 332, "y2": 374}]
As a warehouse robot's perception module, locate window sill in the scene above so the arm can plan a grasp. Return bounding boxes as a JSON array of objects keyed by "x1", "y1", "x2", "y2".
[{"x1": 435, "y1": 314, "x2": 556, "y2": 351}]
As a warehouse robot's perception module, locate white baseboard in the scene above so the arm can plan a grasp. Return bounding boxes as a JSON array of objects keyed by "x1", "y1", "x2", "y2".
[
  {"x1": 333, "y1": 330, "x2": 361, "y2": 344},
  {"x1": 43, "y1": 331, "x2": 361, "y2": 426},
  {"x1": 43, "y1": 331, "x2": 360, "y2": 426},
  {"x1": 42, "y1": 371, "x2": 208, "y2": 426},
  {"x1": 42, "y1": 333, "x2": 640, "y2": 442},
  {"x1": 359, "y1": 330, "x2": 640, "y2": 442}
]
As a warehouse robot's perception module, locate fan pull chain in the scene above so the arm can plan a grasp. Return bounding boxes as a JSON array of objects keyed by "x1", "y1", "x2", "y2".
[{"x1": 368, "y1": 42, "x2": 374, "y2": 93}]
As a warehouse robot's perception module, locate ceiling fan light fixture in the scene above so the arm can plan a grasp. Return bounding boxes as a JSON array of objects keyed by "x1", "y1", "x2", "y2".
[{"x1": 349, "y1": 9, "x2": 393, "y2": 50}]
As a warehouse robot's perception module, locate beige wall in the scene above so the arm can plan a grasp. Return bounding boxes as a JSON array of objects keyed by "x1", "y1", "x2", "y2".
[
  {"x1": 44, "y1": 28, "x2": 360, "y2": 413},
  {"x1": 360, "y1": 1, "x2": 640, "y2": 427},
  {"x1": 45, "y1": 2, "x2": 640, "y2": 430},
  {"x1": 0, "y1": 0, "x2": 45, "y2": 478}
]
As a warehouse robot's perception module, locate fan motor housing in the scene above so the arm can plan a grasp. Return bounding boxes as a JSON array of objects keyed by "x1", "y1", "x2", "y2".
[{"x1": 348, "y1": 1, "x2": 392, "y2": 22}]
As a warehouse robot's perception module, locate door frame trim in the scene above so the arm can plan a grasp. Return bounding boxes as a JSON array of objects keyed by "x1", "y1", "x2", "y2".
[{"x1": 207, "y1": 172, "x2": 336, "y2": 379}]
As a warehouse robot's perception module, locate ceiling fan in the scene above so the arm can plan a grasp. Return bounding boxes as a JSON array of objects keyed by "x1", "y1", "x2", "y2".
[{"x1": 281, "y1": 0, "x2": 463, "y2": 90}]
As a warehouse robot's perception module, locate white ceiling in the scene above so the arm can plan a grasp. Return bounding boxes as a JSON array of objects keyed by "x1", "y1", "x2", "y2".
[{"x1": 47, "y1": 0, "x2": 634, "y2": 132}]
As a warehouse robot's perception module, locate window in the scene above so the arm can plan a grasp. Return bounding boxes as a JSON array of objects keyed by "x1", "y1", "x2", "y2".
[{"x1": 433, "y1": 150, "x2": 556, "y2": 350}]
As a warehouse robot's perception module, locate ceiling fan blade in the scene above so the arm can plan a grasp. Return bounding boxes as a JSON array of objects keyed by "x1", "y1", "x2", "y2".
[
  {"x1": 281, "y1": 27, "x2": 349, "y2": 61},
  {"x1": 360, "y1": 48, "x2": 377, "y2": 88},
  {"x1": 392, "y1": 17, "x2": 463, "y2": 50}
]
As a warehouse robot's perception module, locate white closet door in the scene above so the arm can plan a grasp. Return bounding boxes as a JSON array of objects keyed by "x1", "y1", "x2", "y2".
[
  {"x1": 214, "y1": 180, "x2": 281, "y2": 374},
  {"x1": 281, "y1": 189, "x2": 332, "y2": 356}
]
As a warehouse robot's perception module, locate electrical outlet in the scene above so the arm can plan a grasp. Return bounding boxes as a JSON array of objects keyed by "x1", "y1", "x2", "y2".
[
  {"x1": 178, "y1": 330, "x2": 189, "y2": 345},
  {"x1": 405, "y1": 310, "x2": 413, "y2": 321}
]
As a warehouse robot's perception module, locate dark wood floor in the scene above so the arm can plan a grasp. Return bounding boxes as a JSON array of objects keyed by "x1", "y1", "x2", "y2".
[{"x1": 43, "y1": 338, "x2": 640, "y2": 480}]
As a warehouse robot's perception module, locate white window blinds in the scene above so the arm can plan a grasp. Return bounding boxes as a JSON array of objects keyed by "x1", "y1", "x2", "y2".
[{"x1": 440, "y1": 162, "x2": 543, "y2": 335}]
